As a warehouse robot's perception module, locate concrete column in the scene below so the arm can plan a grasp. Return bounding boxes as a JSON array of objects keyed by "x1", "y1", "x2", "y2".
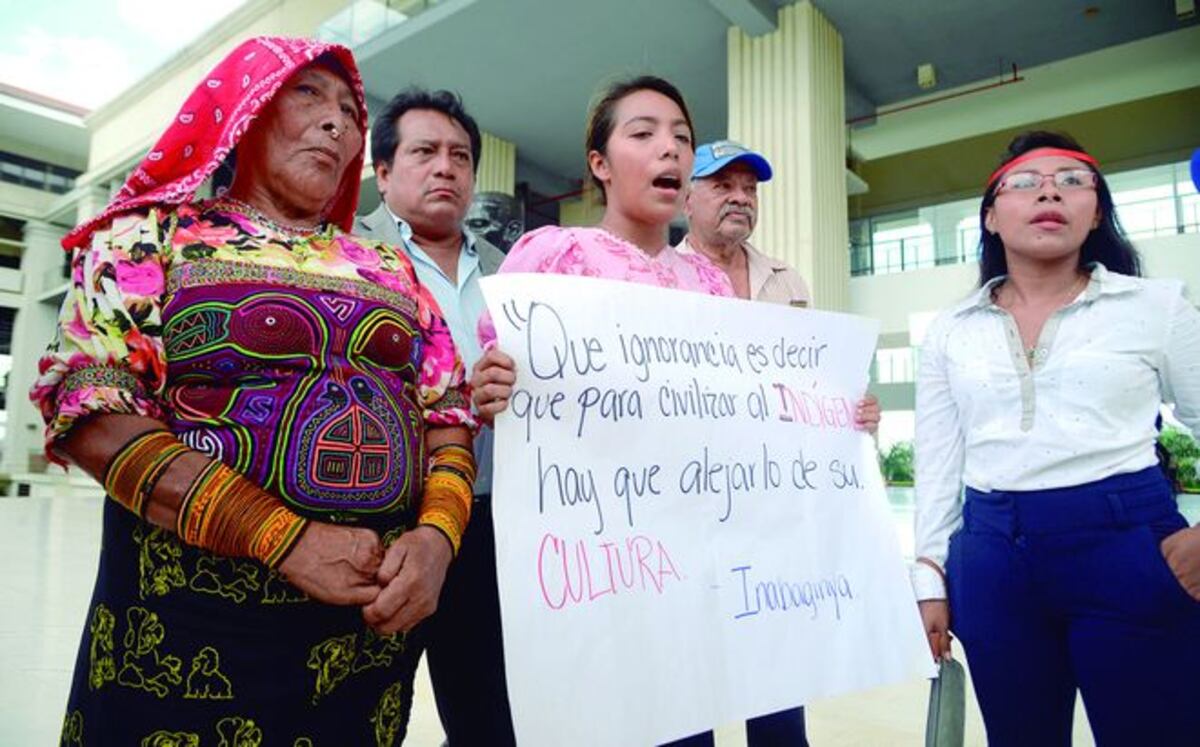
[
  {"x1": 727, "y1": 0, "x2": 850, "y2": 310},
  {"x1": 75, "y1": 184, "x2": 111, "y2": 225},
  {"x1": 477, "y1": 132, "x2": 517, "y2": 196},
  {"x1": 3, "y1": 221, "x2": 66, "y2": 475},
  {"x1": 20, "y1": 220, "x2": 68, "y2": 297}
]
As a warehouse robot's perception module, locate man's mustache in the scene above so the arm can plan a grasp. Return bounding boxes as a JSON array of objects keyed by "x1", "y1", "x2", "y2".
[{"x1": 720, "y1": 204, "x2": 754, "y2": 221}]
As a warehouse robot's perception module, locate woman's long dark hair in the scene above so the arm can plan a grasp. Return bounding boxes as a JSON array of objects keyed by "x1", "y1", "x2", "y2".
[{"x1": 977, "y1": 131, "x2": 1141, "y2": 286}]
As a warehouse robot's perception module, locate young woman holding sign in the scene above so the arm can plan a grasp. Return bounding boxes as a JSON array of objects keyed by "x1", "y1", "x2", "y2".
[
  {"x1": 472, "y1": 75, "x2": 880, "y2": 434},
  {"x1": 471, "y1": 75, "x2": 878, "y2": 747},
  {"x1": 913, "y1": 131, "x2": 1200, "y2": 746}
]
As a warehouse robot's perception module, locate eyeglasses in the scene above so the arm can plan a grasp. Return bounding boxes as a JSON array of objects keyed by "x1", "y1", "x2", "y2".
[{"x1": 997, "y1": 168, "x2": 1097, "y2": 193}]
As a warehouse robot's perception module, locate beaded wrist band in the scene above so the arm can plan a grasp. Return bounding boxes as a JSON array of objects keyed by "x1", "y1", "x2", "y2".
[
  {"x1": 177, "y1": 458, "x2": 309, "y2": 568},
  {"x1": 418, "y1": 444, "x2": 476, "y2": 555},
  {"x1": 104, "y1": 430, "x2": 190, "y2": 517}
]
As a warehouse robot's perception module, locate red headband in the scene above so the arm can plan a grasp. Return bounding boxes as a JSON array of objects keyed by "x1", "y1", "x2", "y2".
[{"x1": 986, "y1": 147, "x2": 1100, "y2": 190}]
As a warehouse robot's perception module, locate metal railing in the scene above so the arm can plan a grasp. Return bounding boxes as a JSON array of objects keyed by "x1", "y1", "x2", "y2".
[
  {"x1": 1116, "y1": 193, "x2": 1200, "y2": 240},
  {"x1": 850, "y1": 234, "x2": 956, "y2": 277}
]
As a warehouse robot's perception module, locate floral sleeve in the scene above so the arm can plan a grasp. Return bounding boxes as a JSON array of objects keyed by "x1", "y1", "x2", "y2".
[
  {"x1": 30, "y1": 209, "x2": 174, "y2": 461},
  {"x1": 398, "y1": 257, "x2": 477, "y2": 433}
]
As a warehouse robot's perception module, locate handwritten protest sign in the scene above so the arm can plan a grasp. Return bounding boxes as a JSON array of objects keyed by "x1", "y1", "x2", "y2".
[{"x1": 481, "y1": 274, "x2": 933, "y2": 746}]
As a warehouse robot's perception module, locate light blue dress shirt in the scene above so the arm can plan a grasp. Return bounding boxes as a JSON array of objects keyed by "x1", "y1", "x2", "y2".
[{"x1": 387, "y1": 207, "x2": 493, "y2": 495}]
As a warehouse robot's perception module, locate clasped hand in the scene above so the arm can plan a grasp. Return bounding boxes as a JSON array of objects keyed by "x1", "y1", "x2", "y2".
[{"x1": 279, "y1": 522, "x2": 453, "y2": 633}]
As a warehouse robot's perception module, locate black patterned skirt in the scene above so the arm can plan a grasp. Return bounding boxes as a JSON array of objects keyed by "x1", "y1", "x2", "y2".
[{"x1": 59, "y1": 500, "x2": 424, "y2": 747}]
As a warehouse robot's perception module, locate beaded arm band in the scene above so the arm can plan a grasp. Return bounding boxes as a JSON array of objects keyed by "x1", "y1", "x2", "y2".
[
  {"x1": 103, "y1": 429, "x2": 308, "y2": 567},
  {"x1": 104, "y1": 430, "x2": 191, "y2": 517},
  {"x1": 418, "y1": 443, "x2": 476, "y2": 555},
  {"x1": 177, "y1": 459, "x2": 309, "y2": 568}
]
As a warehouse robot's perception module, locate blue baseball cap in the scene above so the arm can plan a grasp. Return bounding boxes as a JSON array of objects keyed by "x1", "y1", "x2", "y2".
[{"x1": 691, "y1": 140, "x2": 773, "y2": 182}]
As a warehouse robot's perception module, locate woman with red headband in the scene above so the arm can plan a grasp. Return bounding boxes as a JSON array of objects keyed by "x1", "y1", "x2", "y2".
[
  {"x1": 31, "y1": 36, "x2": 475, "y2": 744},
  {"x1": 912, "y1": 131, "x2": 1200, "y2": 745}
]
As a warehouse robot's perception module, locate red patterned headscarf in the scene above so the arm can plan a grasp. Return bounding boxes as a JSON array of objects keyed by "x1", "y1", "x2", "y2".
[{"x1": 63, "y1": 36, "x2": 369, "y2": 251}]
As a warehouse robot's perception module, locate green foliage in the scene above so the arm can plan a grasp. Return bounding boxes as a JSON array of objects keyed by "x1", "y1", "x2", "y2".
[
  {"x1": 1159, "y1": 427, "x2": 1200, "y2": 492},
  {"x1": 1160, "y1": 427, "x2": 1200, "y2": 460},
  {"x1": 1177, "y1": 457, "x2": 1199, "y2": 492},
  {"x1": 880, "y1": 441, "x2": 914, "y2": 485}
]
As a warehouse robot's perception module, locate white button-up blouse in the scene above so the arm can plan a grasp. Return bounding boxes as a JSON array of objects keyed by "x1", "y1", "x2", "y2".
[{"x1": 911, "y1": 263, "x2": 1200, "y2": 600}]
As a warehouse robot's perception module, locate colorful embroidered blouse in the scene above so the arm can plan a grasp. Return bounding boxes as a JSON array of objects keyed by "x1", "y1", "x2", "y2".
[
  {"x1": 33, "y1": 202, "x2": 475, "y2": 530},
  {"x1": 479, "y1": 225, "x2": 735, "y2": 345}
]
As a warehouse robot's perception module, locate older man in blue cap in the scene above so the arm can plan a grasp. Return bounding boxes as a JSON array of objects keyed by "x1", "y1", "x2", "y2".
[
  {"x1": 678, "y1": 140, "x2": 811, "y2": 306},
  {"x1": 674, "y1": 139, "x2": 813, "y2": 745}
]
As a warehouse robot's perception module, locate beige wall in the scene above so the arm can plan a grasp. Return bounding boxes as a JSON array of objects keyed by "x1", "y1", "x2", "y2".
[
  {"x1": 1140, "y1": 233, "x2": 1200, "y2": 301},
  {"x1": 0, "y1": 183, "x2": 59, "y2": 223},
  {"x1": 849, "y1": 263, "x2": 977, "y2": 338}
]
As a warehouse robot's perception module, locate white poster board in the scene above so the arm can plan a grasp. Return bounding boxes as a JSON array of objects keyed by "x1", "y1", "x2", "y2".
[{"x1": 481, "y1": 274, "x2": 932, "y2": 746}]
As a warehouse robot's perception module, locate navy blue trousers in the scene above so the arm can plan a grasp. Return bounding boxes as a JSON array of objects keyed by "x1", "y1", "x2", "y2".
[{"x1": 949, "y1": 467, "x2": 1200, "y2": 747}]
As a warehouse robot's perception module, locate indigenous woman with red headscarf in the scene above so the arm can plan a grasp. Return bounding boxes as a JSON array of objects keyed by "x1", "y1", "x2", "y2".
[
  {"x1": 31, "y1": 36, "x2": 475, "y2": 745},
  {"x1": 912, "y1": 131, "x2": 1200, "y2": 746}
]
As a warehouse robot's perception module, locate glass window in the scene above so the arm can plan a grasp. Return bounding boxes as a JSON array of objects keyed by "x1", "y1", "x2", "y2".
[
  {"x1": 870, "y1": 211, "x2": 934, "y2": 275},
  {"x1": 849, "y1": 219, "x2": 872, "y2": 276},
  {"x1": 1179, "y1": 191, "x2": 1200, "y2": 235},
  {"x1": 1177, "y1": 163, "x2": 1199, "y2": 235},
  {"x1": 0, "y1": 151, "x2": 79, "y2": 194},
  {"x1": 956, "y1": 215, "x2": 980, "y2": 261}
]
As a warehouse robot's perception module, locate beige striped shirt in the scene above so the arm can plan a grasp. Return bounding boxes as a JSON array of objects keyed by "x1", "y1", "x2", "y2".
[{"x1": 677, "y1": 237, "x2": 811, "y2": 306}]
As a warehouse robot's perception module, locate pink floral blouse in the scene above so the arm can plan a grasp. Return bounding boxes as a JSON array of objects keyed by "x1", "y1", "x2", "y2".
[{"x1": 479, "y1": 226, "x2": 734, "y2": 346}]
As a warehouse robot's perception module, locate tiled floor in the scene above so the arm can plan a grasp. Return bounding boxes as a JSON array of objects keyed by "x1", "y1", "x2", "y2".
[{"x1": 1, "y1": 494, "x2": 1101, "y2": 746}]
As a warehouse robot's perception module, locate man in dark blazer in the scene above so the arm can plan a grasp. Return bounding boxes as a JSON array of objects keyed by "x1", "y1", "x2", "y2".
[{"x1": 355, "y1": 87, "x2": 512, "y2": 746}]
